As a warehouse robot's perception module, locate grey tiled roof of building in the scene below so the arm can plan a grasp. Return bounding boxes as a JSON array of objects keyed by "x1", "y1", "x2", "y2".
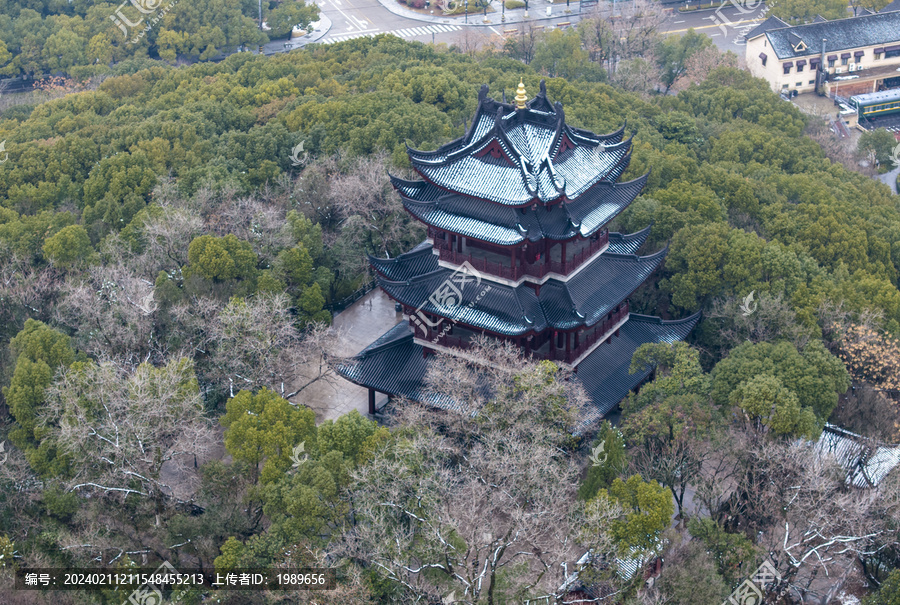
[
  {"x1": 393, "y1": 173, "x2": 648, "y2": 245},
  {"x1": 745, "y1": 16, "x2": 789, "y2": 41},
  {"x1": 374, "y1": 248, "x2": 667, "y2": 336},
  {"x1": 336, "y1": 312, "x2": 701, "y2": 427},
  {"x1": 880, "y1": 0, "x2": 900, "y2": 12},
  {"x1": 760, "y1": 11, "x2": 900, "y2": 59}
]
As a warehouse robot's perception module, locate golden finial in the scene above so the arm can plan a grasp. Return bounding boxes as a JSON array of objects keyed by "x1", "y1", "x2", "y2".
[{"x1": 514, "y1": 79, "x2": 527, "y2": 109}]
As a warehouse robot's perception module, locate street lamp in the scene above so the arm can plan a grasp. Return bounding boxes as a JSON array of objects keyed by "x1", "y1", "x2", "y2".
[
  {"x1": 502, "y1": 0, "x2": 505, "y2": 21},
  {"x1": 465, "y1": 0, "x2": 468, "y2": 22}
]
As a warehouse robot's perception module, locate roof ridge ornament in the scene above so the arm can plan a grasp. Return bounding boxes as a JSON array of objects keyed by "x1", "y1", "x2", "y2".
[{"x1": 515, "y1": 80, "x2": 528, "y2": 110}]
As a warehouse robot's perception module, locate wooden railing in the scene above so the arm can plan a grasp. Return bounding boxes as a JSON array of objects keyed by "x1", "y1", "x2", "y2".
[{"x1": 435, "y1": 231, "x2": 609, "y2": 281}]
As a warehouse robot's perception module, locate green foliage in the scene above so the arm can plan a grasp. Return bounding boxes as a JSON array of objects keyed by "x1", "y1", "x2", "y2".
[
  {"x1": 0, "y1": 535, "x2": 14, "y2": 568},
  {"x1": 767, "y1": 0, "x2": 851, "y2": 23},
  {"x1": 688, "y1": 517, "x2": 759, "y2": 587},
  {"x1": 2, "y1": 319, "x2": 75, "y2": 476},
  {"x1": 865, "y1": 569, "x2": 900, "y2": 605},
  {"x1": 578, "y1": 421, "x2": 627, "y2": 501},
  {"x1": 858, "y1": 129, "x2": 899, "y2": 172},
  {"x1": 656, "y1": 29, "x2": 713, "y2": 92},
  {"x1": 655, "y1": 540, "x2": 730, "y2": 604},
  {"x1": 41, "y1": 224, "x2": 93, "y2": 268},
  {"x1": 41, "y1": 485, "x2": 79, "y2": 522},
  {"x1": 531, "y1": 29, "x2": 605, "y2": 82},
  {"x1": 266, "y1": 0, "x2": 320, "y2": 39},
  {"x1": 221, "y1": 388, "x2": 317, "y2": 485},
  {"x1": 504, "y1": 0, "x2": 526, "y2": 7},
  {"x1": 711, "y1": 340, "x2": 850, "y2": 436},
  {"x1": 594, "y1": 474, "x2": 673, "y2": 554},
  {"x1": 185, "y1": 234, "x2": 258, "y2": 282},
  {"x1": 316, "y1": 410, "x2": 390, "y2": 465}
]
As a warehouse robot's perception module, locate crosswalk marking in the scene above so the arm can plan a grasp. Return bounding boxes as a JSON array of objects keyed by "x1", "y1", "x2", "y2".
[{"x1": 321, "y1": 23, "x2": 462, "y2": 44}]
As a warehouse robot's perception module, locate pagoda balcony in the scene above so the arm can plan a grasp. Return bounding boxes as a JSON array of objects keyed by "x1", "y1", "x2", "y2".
[
  {"x1": 433, "y1": 231, "x2": 609, "y2": 282},
  {"x1": 413, "y1": 302, "x2": 629, "y2": 366}
]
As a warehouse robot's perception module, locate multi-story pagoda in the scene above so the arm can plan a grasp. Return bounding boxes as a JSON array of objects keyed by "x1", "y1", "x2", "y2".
[{"x1": 338, "y1": 81, "x2": 699, "y2": 425}]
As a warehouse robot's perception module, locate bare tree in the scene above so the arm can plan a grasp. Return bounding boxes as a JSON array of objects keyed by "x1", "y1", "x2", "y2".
[
  {"x1": 578, "y1": 0, "x2": 665, "y2": 75},
  {"x1": 338, "y1": 339, "x2": 602, "y2": 604},
  {"x1": 718, "y1": 433, "x2": 899, "y2": 602},
  {"x1": 54, "y1": 263, "x2": 158, "y2": 367},
  {"x1": 42, "y1": 357, "x2": 215, "y2": 508},
  {"x1": 206, "y1": 292, "x2": 337, "y2": 399},
  {"x1": 670, "y1": 47, "x2": 740, "y2": 92}
]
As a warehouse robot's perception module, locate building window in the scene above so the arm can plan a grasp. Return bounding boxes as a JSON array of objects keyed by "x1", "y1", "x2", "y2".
[
  {"x1": 782, "y1": 84, "x2": 789, "y2": 89},
  {"x1": 762, "y1": 56, "x2": 767, "y2": 66},
  {"x1": 841, "y1": 57, "x2": 849, "y2": 66},
  {"x1": 797, "y1": 64, "x2": 804, "y2": 72},
  {"x1": 784, "y1": 65, "x2": 791, "y2": 74},
  {"x1": 828, "y1": 58, "x2": 835, "y2": 68},
  {"x1": 875, "y1": 52, "x2": 882, "y2": 60},
  {"x1": 809, "y1": 80, "x2": 815, "y2": 85}
]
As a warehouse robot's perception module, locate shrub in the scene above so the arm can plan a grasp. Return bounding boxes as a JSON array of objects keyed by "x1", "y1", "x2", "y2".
[{"x1": 505, "y1": 0, "x2": 526, "y2": 7}]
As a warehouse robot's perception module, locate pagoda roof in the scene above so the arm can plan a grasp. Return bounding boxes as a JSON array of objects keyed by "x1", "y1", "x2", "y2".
[
  {"x1": 575, "y1": 312, "x2": 701, "y2": 425},
  {"x1": 405, "y1": 83, "x2": 633, "y2": 206},
  {"x1": 412, "y1": 81, "x2": 626, "y2": 164},
  {"x1": 369, "y1": 226, "x2": 653, "y2": 282},
  {"x1": 335, "y1": 311, "x2": 701, "y2": 424},
  {"x1": 607, "y1": 225, "x2": 651, "y2": 255},
  {"x1": 393, "y1": 173, "x2": 648, "y2": 245},
  {"x1": 373, "y1": 247, "x2": 667, "y2": 336}
]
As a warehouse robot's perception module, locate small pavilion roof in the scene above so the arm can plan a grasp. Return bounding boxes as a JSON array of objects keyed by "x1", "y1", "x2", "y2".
[
  {"x1": 393, "y1": 174, "x2": 647, "y2": 245},
  {"x1": 373, "y1": 248, "x2": 667, "y2": 336}
]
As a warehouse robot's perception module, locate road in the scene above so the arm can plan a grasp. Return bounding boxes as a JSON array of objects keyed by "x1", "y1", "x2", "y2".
[
  {"x1": 316, "y1": 0, "x2": 467, "y2": 46},
  {"x1": 314, "y1": 0, "x2": 768, "y2": 51}
]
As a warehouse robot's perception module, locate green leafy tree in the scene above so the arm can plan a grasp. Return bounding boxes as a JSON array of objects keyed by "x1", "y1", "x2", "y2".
[
  {"x1": 266, "y1": 0, "x2": 319, "y2": 38},
  {"x1": 41, "y1": 224, "x2": 93, "y2": 269},
  {"x1": 688, "y1": 517, "x2": 759, "y2": 588},
  {"x1": 711, "y1": 340, "x2": 850, "y2": 435},
  {"x1": 185, "y1": 234, "x2": 258, "y2": 282},
  {"x1": 532, "y1": 29, "x2": 604, "y2": 82},
  {"x1": 865, "y1": 569, "x2": 900, "y2": 605},
  {"x1": 767, "y1": 0, "x2": 852, "y2": 23},
  {"x1": 656, "y1": 29, "x2": 713, "y2": 93},
  {"x1": 858, "y1": 129, "x2": 899, "y2": 172},
  {"x1": 221, "y1": 388, "x2": 316, "y2": 485},
  {"x1": 578, "y1": 421, "x2": 627, "y2": 501},
  {"x1": 594, "y1": 474, "x2": 674, "y2": 554},
  {"x1": 2, "y1": 319, "x2": 76, "y2": 476}
]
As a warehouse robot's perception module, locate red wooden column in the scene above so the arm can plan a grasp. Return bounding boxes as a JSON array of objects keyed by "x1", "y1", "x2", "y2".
[
  {"x1": 368, "y1": 388, "x2": 376, "y2": 415},
  {"x1": 561, "y1": 241, "x2": 567, "y2": 272}
]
